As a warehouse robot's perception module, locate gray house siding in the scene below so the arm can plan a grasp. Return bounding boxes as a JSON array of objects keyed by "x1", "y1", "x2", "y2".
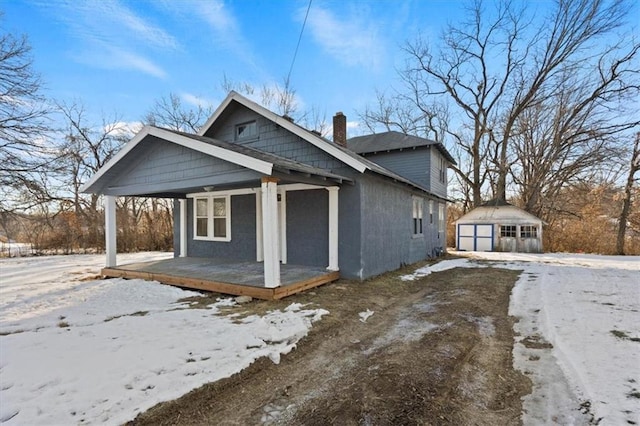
[
  {"x1": 186, "y1": 194, "x2": 257, "y2": 261},
  {"x1": 357, "y1": 174, "x2": 440, "y2": 279},
  {"x1": 337, "y1": 180, "x2": 362, "y2": 279},
  {"x1": 203, "y1": 106, "x2": 344, "y2": 171},
  {"x1": 360, "y1": 148, "x2": 431, "y2": 190},
  {"x1": 429, "y1": 149, "x2": 448, "y2": 198},
  {"x1": 101, "y1": 137, "x2": 262, "y2": 196},
  {"x1": 286, "y1": 189, "x2": 328, "y2": 267}
]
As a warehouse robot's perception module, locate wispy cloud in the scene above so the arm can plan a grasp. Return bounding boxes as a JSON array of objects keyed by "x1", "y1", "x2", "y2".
[
  {"x1": 155, "y1": 0, "x2": 261, "y2": 73},
  {"x1": 38, "y1": 0, "x2": 176, "y2": 79},
  {"x1": 180, "y1": 92, "x2": 217, "y2": 109},
  {"x1": 73, "y1": 45, "x2": 167, "y2": 79},
  {"x1": 303, "y1": 5, "x2": 385, "y2": 69}
]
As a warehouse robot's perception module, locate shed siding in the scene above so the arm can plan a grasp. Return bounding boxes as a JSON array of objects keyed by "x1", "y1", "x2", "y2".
[
  {"x1": 186, "y1": 194, "x2": 257, "y2": 260},
  {"x1": 204, "y1": 106, "x2": 343, "y2": 171},
  {"x1": 456, "y1": 206, "x2": 543, "y2": 253},
  {"x1": 361, "y1": 148, "x2": 430, "y2": 189},
  {"x1": 286, "y1": 189, "x2": 328, "y2": 267}
]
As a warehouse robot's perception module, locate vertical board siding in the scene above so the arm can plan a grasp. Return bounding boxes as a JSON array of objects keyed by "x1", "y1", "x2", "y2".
[
  {"x1": 286, "y1": 190, "x2": 329, "y2": 267},
  {"x1": 187, "y1": 194, "x2": 257, "y2": 260}
]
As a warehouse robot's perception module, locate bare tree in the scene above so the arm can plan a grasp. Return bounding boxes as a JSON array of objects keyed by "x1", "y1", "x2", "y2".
[
  {"x1": 360, "y1": 0, "x2": 639, "y2": 210},
  {"x1": 143, "y1": 93, "x2": 212, "y2": 133},
  {"x1": 0, "y1": 19, "x2": 51, "y2": 214},
  {"x1": 617, "y1": 132, "x2": 640, "y2": 254}
]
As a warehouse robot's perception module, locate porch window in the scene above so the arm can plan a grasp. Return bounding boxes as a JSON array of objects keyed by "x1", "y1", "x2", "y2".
[
  {"x1": 500, "y1": 225, "x2": 517, "y2": 238},
  {"x1": 520, "y1": 225, "x2": 538, "y2": 238},
  {"x1": 412, "y1": 197, "x2": 423, "y2": 236},
  {"x1": 194, "y1": 196, "x2": 231, "y2": 241}
]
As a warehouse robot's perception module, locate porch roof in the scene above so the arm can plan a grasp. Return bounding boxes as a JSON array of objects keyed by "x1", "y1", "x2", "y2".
[{"x1": 80, "y1": 126, "x2": 352, "y2": 197}]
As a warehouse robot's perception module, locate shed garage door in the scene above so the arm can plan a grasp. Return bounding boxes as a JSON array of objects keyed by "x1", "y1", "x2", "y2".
[{"x1": 457, "y1": 224, "x2": 493, "y2": 251}]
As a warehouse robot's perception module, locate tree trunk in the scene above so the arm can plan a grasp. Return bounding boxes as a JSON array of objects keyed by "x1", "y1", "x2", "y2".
[{"x1": 616, "y1": 133, "x2": 640, "y2": 255}]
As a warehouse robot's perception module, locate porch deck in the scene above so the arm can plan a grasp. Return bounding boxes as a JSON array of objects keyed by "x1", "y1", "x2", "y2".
[{"x1": 102, "y1": 257, "x2": 340, "y2": 300}]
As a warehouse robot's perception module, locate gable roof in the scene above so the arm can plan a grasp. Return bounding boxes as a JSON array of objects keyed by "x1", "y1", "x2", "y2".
[
  {"x1": 82, "y1": 91, "x2": 450, "y2": 200},
  {"x1": 80, "y1": 126, "x2": 351, "y2": 195},
  {"x1": 200, "y1": 91, "x2": 369, "y2": 173},
  {"x1": 198, "y1": 92, "x2": 449, "y2": 199},
  {"x1": 347, "y1": 131, "x2": 457, "y2": 164}
]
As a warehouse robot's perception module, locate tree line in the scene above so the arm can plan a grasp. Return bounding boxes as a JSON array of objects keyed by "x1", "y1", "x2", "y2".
[{"x1": 1, "y1": 0, "x2": 638, "y2": 256}]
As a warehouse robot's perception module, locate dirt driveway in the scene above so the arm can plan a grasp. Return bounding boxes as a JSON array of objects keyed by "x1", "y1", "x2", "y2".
[{"x1": 129, "y1": 260, "x2": 531, "y2": 425}]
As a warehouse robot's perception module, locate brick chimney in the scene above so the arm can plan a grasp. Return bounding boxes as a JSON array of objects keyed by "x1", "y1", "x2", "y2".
[{"x1": 333, "y1": 112, "x2": 347, "y2": 147}]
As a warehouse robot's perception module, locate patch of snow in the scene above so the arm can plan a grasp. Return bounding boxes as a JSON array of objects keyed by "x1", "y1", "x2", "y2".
[
  {"x1": 0, "y1": 253, "x2": 329, "y2": 425},
  {"x1": 399, "y1": 258, "x2": 482, "y2": 281},
  {"x1": 453, "y1": 251, "x2": 640, "y2": 425},
  {"x1": 359, "y1": 309, "x2": 374, "y2": 322}
]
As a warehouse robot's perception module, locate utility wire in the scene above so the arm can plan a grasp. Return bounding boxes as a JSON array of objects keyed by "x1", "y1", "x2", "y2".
[{"x1": 285, "y1": 0, "x2": 312, "y2": 89}]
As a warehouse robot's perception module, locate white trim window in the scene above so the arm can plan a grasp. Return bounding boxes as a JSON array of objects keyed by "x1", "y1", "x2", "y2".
[
  {"x1": 412, "y1": 197, "x2": 423, "y2": 236},
  {"x1": 429, "y1": 200, "x2": 434, "y2": 224},
  {"x1": 194, "y1": 195, "x2": 231, "y2": 241},
  {"x1": 235, "y1": 120, "x2": 258, "y2": 141},
  {"x1": 438, "y1": 203, "x2": 445, "y2": 238}
]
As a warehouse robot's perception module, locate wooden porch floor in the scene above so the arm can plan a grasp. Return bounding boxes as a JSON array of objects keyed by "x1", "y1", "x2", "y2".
[{"x1": 102, "y1": 257, "x2": 340, "y2": 300}]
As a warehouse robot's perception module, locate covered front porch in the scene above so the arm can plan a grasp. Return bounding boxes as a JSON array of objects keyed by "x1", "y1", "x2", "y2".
[{"x1": 102, "y1": 257, "x2": 340, "y2": 300}]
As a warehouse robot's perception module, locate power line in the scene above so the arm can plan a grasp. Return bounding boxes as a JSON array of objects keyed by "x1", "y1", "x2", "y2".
[{"x1": 285, "y1": 0, "x2": 312, "y2": 89}]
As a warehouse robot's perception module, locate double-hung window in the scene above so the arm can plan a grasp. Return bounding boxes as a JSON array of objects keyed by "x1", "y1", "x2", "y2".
[
  {"x1": 438, "y1": 203, "x2": 445, "y2": 238},
  {"x1": 412, "y1": 197, "x2": 423, "y2": 236},
  {"x1": 194, "y1": 196, "x2": 231, "y2": 241},
  {"x1": 429, "y1": 200, "x2": 434, "y2": 224}
]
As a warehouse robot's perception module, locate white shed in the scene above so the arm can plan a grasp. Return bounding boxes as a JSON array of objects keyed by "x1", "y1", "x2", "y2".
[{"x1": 455, "y1": 200, "x2": 543, "y2": 253}]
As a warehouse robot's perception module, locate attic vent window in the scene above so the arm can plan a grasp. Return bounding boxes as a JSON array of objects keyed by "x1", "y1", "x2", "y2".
[{"x1": 235, "y1": 121, "x2": 257, "y2": 141}]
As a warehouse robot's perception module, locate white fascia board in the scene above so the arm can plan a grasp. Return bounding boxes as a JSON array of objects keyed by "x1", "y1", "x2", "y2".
[
  {"x1": 187, "y1": 187, "x2": 259, "y2": 198},
  {"x1": 150, "y1": 127, "x2": 273, "y2": 175},
  {"x1": 199, "y1": 91, "x2": 369, "y2": 174},
  {"x1": 80, "y1": 125, "x2": 273, "y2": 194},
  {"x1": 80, "y1": 125, "x2": 155, "y2": 193},
  {"x1": 197, "y1": 92, "x2": 236, "y2": 137}
]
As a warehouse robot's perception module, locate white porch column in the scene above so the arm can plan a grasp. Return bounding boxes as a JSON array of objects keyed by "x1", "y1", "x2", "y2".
[
  {"x1": 261, "y1": 177, "x2": 280, "y2": 288},
  {"x1": 278, "y1": 188, "x2": 287, "y2": 264},
  {"x1": 255, "y1": 190, "x2": 264, "y2": 262},
  {"x1": 179, "y1": 199, "x2": 187, "y2": 257},
  {"x1": 104, "y1": 195, "x2": 117, "y2": 268},
  {"x1": 327, "y1": 187, "x2": 339, "y2": 271}
]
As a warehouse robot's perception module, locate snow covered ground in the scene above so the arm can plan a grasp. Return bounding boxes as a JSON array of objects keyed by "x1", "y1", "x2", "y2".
[
  {"x1": 416, "y1": 252, "x2": 640, "y2": 425},
  {"x1": 0, "y1": 253, "x2": 328, "y2": 425}
]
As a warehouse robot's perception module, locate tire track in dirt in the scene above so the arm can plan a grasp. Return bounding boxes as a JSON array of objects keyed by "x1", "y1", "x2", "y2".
[{"x1": 129, "y1": 264, "x2": 531, "y2": 425}]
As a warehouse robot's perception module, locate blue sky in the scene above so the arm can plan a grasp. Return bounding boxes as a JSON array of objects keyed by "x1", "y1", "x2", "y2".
[
  {"x1": 2, "y1": 0, "x2": 637, "y2": 137},
  {"x1": 1, "y1": 0, "x2": 468, "y2": 133}
]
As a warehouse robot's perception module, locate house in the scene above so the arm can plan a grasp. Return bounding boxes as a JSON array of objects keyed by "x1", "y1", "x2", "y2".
[
  {"x1": 455, "y1": 200, "x2": 543, "y2": 253},
  {"x1": 81, "y1": 91, "x2": 455, "y2": 299}
]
